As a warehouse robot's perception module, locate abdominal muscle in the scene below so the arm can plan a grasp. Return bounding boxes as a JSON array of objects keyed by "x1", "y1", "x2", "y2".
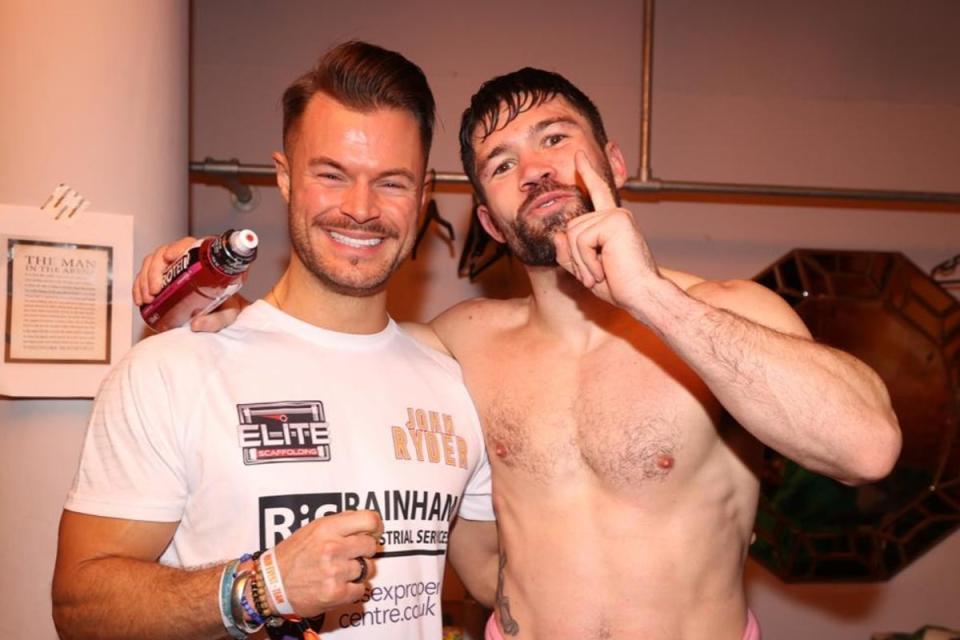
[{"x1": 491, "y1": 448, "x2": 758, "y2": 640}]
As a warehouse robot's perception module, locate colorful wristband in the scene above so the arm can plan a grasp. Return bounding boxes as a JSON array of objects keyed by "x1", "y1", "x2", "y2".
[
  {"x1": 259, "y1": 548, "x2": 295, "y2": 616},
  {"x1": 218, "y1": 560, "x2": 247, "y2": 640}
]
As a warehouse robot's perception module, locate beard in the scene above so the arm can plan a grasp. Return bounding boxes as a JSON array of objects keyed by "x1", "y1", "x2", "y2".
[
  {"x1": 510, "y1": 180, "x2": 588, "y2": 266},
  {"x1": 288, "y1": 207, "x2": 403, "y2": 297},
  {"x1": 500, "y1": 159, "x2": 620, "y2": 267}
]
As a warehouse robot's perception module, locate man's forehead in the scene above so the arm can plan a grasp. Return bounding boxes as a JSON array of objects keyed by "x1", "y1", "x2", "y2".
[
  {"x1": 303, "y1": 93, "x2": 411, "y2": 130},
  {"x1": 295, "y1": 93, "x2": 427, "y2": 169},
  {"x1": 471, "y1": 95, "x2": 583, "y2": 145}
]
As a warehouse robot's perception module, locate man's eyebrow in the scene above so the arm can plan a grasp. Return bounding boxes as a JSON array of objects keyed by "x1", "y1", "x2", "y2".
[
  {"x1": 306, "y1": 157, "x2": 416, "y2": 183},
  {"x1": 477, "y1": 116, "x2": 582, "y2": 175},
  {"x1": 477, "y1": 143, "x2": 509, "y2": 175},
  {"x1": 374, "y1": 168, "x2": 417, "y2": 183},
  {"x1": 530, "y1": 116, "x2": 579, "y2": 136},
  {"x1": 307, "y1": 156, "x2": 346, "y2": 171}
]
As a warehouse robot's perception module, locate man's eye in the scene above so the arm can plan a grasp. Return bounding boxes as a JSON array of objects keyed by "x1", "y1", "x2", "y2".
[
  {"x1": 318, "y1": 173, "x2": 344, "y2": 181},
  {"x1": 544, "y1": 134, "x2": 567, "y2": 147},
  {"x1": 491, "y1": 161, "x2": 513, "y2": 176}
]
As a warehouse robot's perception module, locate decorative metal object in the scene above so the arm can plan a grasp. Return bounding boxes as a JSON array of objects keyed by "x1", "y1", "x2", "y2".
[{"x1": 750, "y1": 249, "x2": 960, "y2": 581}]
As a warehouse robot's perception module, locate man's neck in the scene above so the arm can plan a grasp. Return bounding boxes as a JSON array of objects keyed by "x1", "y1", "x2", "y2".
[
  {"x1": 523, "y1": 265, "x2": 628, "y2": 347},
  {"x1": 266, "y1": 266, "x2": 390, "y2": 335}
]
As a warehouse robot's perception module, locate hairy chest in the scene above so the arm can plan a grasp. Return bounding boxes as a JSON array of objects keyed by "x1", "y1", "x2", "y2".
[{"x1": 462, "y1": 334, "x2": 719, "y2": 487}]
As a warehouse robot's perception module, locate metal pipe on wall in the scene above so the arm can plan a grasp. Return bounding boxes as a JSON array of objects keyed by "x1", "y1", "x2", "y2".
[
  {"x1": 638, "y1": 0, "x2": 655, "y2": 184},
  {"x1": 189, "y1": 160, "x2": 960, "y2": 206}
]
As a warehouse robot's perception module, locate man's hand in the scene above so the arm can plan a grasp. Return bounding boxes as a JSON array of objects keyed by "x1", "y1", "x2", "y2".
[
  {"x1": 278, "y1": 509, "x2": 384, "y2": 618},
  {"x1": 133, "y1": 236, "x2": 244, "y2": 332},
  {"x1": 553, "y1": 150, "x2": 661, "y2": 310}
]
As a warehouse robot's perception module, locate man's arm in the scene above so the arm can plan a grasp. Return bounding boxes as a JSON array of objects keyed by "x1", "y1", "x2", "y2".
[
  {"x1": 447, "y1": 517, "x2": 499, "y2": 608},
  {"x1": 53, "y1": 508, "x2": 382, "y2": 640},
  {"x1": 52, "y1": 512, "x2": 225, "y2": 640},
  {"x1": 646, "y1": 277, "x2": 899, "y2": 484},
  {"x1": 556, "y1": 151, "x2": 900, "y2": 485}
]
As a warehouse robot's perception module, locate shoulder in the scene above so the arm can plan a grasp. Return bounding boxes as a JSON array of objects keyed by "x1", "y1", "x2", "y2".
[
  {"x1": 429, "y1": 296, "x2": 528, "y2": 350},
  {"x1": 126, "y1": 327, "x2": 205, "y2": 365},
  {"x1": 114, "y1": 327, "x2": 225, "y2": 387},
  {"x1": 397, "y1": 321, "x2": 451, "y2": 356},
  {"x1": 686, "y1": 277, "x2": 811, "y2": 338},
  {"x1": 432, "y1": 296, "x2": 528, "y2": 328},
  {"x1": 393, "y1": 320, "x2": 470, "y2": 383}
]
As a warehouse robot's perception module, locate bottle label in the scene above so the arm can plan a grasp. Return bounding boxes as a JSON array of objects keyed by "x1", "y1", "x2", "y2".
[
  {"x1": 140, "y1": 256, "x2": 205, "y2": 325},
  {"x1": 161, "y1": 252, "x2": 192, "y2": 289}
]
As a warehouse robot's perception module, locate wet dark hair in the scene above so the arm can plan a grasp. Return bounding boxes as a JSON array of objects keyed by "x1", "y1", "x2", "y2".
[
  {"x1": 282, "y1": 41, "x2": 435, "y2": 159},
  {"x1": 459, "y1": 67, "x2": 609, "y2": 201}
]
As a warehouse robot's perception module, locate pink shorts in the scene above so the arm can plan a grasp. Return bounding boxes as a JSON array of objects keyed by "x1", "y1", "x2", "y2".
[{"x1": 485, "y1": 610, "x2": 761, "y2": 639}]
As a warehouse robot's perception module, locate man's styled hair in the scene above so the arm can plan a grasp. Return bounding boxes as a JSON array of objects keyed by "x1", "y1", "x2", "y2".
[
  {"x1": 282, "y1": 41, "x2": 435, "y2": 157},
  {"x1": 459, "y1": 67, "x2": 609, "y2": 201}
]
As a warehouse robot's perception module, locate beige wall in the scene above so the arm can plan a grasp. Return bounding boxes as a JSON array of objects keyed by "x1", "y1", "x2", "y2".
[
  {"x1": 190, "y1": 1, "x2": 960, "y2": 637},
  {"x1": 0, "y1": 2, "x2": 189, "y2": 639}
]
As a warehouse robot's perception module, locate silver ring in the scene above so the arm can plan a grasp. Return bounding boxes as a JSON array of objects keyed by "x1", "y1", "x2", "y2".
[{"x1": 350, "y1": 557, "x2": 368, "y2": 584}]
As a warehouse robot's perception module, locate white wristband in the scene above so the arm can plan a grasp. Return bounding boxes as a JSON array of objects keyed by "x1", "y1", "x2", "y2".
[{"x1": 259, "y1": 548, "x2": 296, "y2": 616}]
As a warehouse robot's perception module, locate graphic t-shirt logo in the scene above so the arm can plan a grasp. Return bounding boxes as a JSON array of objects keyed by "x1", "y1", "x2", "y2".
[
  {"x1": 237, "y1": 401, "x2": 330, "y2": 465},
  {"x1": 391, "y1": 407, "x2": 469, "y2": 469}
]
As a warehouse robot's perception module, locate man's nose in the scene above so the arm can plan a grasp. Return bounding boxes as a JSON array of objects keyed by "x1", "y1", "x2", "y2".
[
  {"x1": 340, "y1": 182, "x2": 377, "y2": 223},
  {"x1": 519, "y1": 153, "x2": 556, "y2": 192}
]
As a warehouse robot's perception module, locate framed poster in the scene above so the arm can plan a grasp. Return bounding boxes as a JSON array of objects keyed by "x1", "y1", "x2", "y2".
[{"x1": 0, "y1": 204, "x2": 133, "y2": 397}]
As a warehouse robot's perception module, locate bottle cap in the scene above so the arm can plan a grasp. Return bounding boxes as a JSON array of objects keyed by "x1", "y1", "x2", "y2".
[{"x1": 229, "y1": 229, "x2": 259, "y2": 256}]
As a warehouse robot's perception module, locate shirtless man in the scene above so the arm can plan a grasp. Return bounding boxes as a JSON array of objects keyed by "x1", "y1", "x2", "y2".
[
  {"x1": 439, "y1": 68, "x2": 900, "y2": 640},
  {"x1": 137, "y1": 67, "x2": 900, "y2": 640}
]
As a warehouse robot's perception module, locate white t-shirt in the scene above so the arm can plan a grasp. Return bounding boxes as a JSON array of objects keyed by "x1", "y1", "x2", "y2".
[{"x1": 66, "y1": 301, "x2": 494, "y2": 639}]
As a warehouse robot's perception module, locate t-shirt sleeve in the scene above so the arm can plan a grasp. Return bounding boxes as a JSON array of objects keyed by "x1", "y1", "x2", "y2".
[
  {"x1": 456, "y1": 443, "x2": 495, "y2": 521},
  {"x1": 64, "y1": 343, "x2": 189, "y2": 522}
]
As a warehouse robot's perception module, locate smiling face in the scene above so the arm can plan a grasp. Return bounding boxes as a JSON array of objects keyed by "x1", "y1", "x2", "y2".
[
  {"x1": 275, "y1": 92, "x2": 428, "y2": 296},
  {"x1": 469, "y1": 96, "x2": 625, "y2": 266}
]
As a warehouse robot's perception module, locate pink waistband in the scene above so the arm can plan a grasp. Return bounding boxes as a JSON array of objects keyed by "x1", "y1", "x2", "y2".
[
  {"x1": 743, "y1": 609, "x2": 761, "y2": 640},
  {"x1": 485, "y1": 614, "x2": 504, "y2": 640},
  {"x1": 486, "y1": 610, "x2": 761, "y2": 639}
]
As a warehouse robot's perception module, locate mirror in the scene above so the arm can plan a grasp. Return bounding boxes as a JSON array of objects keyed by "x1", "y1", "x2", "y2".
[{"x1": 749, "y1": 249, "x2": 960, "y2": 581}]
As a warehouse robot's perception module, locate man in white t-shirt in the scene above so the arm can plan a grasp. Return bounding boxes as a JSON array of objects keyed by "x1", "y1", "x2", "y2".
[{"x1": 52, "y1": 42, "x2": 498, "y2": 640}]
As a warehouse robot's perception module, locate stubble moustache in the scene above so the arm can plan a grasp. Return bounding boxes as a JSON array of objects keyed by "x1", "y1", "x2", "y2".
[
  {"x1": 289, "y1": 206, "x2": 403, "y2": 296},
  {"x1": 507, "y1": 161, "x2": 619, "y2": 267}
]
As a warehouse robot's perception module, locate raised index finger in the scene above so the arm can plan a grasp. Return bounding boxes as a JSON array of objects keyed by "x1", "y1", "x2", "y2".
[{"x1": 575, "y1": 150, "x2": 617, "y2": 212}]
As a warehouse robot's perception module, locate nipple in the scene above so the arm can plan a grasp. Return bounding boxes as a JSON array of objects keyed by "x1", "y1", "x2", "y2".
[
  {"x1": 494, "y1": 441, "x2": 509, "y2": 458},
  {"x1": 656, "y1": 454, "x2": 675, "y2": 470}
]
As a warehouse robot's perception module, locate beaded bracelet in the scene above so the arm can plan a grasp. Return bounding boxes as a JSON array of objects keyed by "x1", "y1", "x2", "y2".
[
  {"x1": 240, "y1": 592, "x2": 266, "y2": 627},
  {"x1": 250, "y1": 562, "x2": 273, "y2": 619}
]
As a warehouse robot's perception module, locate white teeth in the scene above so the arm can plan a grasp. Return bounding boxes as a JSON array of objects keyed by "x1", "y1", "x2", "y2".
[
  {"x1": 538, "y1": 199, "x2": 557, "y2": 208},
  {"x1": 329, "y1": 231, "x2": 382, "y2": 248}
]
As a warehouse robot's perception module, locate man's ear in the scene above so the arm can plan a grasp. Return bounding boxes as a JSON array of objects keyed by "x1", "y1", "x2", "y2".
[
  {"x1": 476, "y1": 204, "x2": 506, "y2": 243},
  {"x1": 419, "y1": 172, "x2": 433, "y2": 213},
  {"x1": 273, "y1": 151, "x2": 291, "y2": 203},
  {"x1": 604, "y1": 141, "x2": 628, "y2": 189}
]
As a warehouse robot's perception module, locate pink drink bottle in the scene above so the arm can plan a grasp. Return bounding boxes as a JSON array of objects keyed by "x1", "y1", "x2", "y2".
[{"x1": 140, "y1": 229, "x2": 258, "y2": 331}]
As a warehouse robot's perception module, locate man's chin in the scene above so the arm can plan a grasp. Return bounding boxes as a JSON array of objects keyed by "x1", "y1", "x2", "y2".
[
  {"x1": 511, "y1": 242, "x2": 559, "y2": 267},
  {"x1": 310, "y1": 264, "x2": 395, "y2": 297},
  {"x1": 324, "y1": 278, "x2": 390, "y2": 297}
]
